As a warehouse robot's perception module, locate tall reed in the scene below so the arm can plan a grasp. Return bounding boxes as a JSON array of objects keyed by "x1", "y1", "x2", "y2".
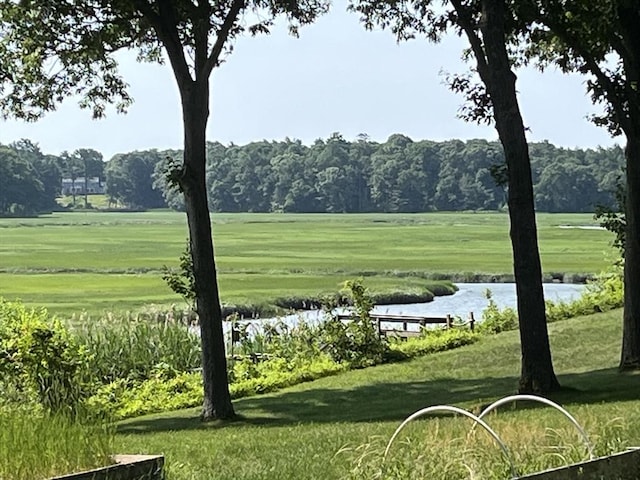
[
  {"x1": 0, "y1": 410, "x2": 114, "y2": 479},
  {"x1": 76, "y1": 317, "x2": 201, "y2": 383}
]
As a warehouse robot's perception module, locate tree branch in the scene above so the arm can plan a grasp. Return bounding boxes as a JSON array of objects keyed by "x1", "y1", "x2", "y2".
[
  {"x1": 545, "y1": 16, "x2": 631, "y2": 133},
  {"x1": 202, "y1": 0, "x2": 245, "y2": 79},
  {"x1": 132, "y1": 0, "x2": 193, "y2": 87},
  {"x1": 449, "y1": 0, "x2": 490, "y2": 80},
  {"x1": 193, "y1": 0, "x2": 211, "y2": 72}
]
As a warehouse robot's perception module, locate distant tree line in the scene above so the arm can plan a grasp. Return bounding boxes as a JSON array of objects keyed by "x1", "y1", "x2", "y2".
[
  {"x1": 84, "y1": 134, "x2": 630, "y2": 213},
  {"x1": 0, "y1": 134, "x2": 624, "y2": 216},
  {"x1": 0, "y1": 140, "x2": 106, "y2": 216}
]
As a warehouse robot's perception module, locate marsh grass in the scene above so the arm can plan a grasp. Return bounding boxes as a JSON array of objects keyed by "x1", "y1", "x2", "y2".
[
  {"x1": 0, "y1": 411, "x2": 114, "y2": 480},
  {"x1": 76, "y1": 316, "x2": 201, "y2": 383},
  {"x1": 0, "y1": 211, "x2": 614, "y2": 317}
]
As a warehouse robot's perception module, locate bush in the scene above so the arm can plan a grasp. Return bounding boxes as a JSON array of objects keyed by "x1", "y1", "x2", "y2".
[
  {"x1": 230, "y1": 355, "x2": 346, "y2": 398},
  {"x1": 390, "y1": 329, "x2": 479, "y2": 358},
  {"x1": 546, "y1": 266, "x2": 623, "y2": 322},
  {"x1": 476, "y1": 289, "x2": 518, "y2": 334},
  {"x1": 0, "y1": 299, "x2": 90, "y2": 414},
  {"x1": 88, "y1": 355, "x2": 347, "y2": 420},
  {"x1": 87, "y1": 368, "x2": 203, "y2": 420},
  {"x1": 319, "y1": 279, "x2": 390, "y2": 368}
]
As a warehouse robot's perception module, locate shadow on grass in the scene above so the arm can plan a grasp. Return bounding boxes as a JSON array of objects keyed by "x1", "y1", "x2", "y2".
[{"x1": 116, "y1": 367, "x2": 639, "y2": 435}]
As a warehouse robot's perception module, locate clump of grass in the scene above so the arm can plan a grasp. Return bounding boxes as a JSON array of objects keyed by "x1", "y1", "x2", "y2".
[
  {"x1": 0, "y1": 410, "x2": 114, "y2": 479},
  {"x1": 370, "y1": 290, "x2": 435, "y2": 305},
  {"x1": 337, "y1": 409, "x2": 632, "y2": 479},
  {"x1": 75, "y1": 316, "x2": 201, "y2": 384}
]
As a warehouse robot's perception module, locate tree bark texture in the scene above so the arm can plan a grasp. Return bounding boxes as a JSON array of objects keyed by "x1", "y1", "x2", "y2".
[
  {"x1": 180, "y1": 79, "x2": 235, "y2": 420},
  {"x1": 478, "y1": 0, "x2": 560, "y2": 392}
]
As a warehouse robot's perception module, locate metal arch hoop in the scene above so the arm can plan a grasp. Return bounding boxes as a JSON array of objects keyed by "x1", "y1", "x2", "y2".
[
  {"x1": 476, "y1": 394, "x2": 595, "y2": 460},
  {"x1": 383, "y1": 405, "x2": 518, "y2": 479}
]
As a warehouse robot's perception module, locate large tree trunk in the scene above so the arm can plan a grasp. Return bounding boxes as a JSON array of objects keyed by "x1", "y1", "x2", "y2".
[
  {"x1": 620, "y1": 132, "x2": 640, "y2": 369},
  {"x1": 180, "y1": 79, "x2": 235, "y2": 420},
  {"x1": 617, "y1": 0, "x2": 640, "y2": 370},
  {"x1": 479, "y1": 0, "x2": 560, "y2": 392}
]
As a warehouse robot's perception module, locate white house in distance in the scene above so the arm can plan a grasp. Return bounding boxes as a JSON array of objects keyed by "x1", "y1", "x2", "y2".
[{"x1": 61, "y1": 177, "x2": 106, "y2": 195}]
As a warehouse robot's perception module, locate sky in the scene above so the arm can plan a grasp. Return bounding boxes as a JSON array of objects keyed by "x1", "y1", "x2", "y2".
[{"x1": 0, "y1": 5, "x2": 622, "y2": 161}]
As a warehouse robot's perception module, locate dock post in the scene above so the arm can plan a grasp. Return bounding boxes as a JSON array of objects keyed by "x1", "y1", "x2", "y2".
[
  {"x1": 469, "y1": 312, "x2": 475, "y2": 331},
  {"x1": 446, "y1": 314, "x2": 452, "y2": 329}
]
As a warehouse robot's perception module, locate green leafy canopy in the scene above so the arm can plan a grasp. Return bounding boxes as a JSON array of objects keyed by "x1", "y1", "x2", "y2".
[{"x1": 0, "y1": 0, "x2": 330, "y2": 121}]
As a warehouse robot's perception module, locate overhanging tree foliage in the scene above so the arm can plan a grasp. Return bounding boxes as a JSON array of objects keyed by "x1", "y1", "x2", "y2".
[
  {"x1": 0, "y1": 0, "x2": 329, "y2": 420},
  {"x1": 350, "y1": 0, "x2": 560, "y2": 392}
]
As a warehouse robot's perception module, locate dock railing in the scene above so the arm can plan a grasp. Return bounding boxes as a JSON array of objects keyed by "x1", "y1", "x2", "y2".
[{"x1": 335, "y1": 312, "x2": 475, "y2": 339}]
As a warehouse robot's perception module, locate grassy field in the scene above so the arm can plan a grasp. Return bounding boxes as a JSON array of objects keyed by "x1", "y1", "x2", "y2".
[
  {"x1": 0, "y1": 211, "x2": 616, "y2": 317},
  {"x1": 113, "y1": 308, "x2": 640, "y2": 479}
]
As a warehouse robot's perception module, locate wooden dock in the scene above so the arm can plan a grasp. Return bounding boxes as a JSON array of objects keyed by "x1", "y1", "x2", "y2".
[{"x1": 336, "y1": 312, "x2": 475, "y2": 339}]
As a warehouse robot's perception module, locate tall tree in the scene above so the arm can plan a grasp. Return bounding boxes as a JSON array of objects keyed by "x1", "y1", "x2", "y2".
[
  {"x1": 0, "y1": 146, "x2": 46, "y2": 216},
  {"x1": 527, "y1": 0, "x2": 640, "y2": 370},
  {"x1": 0, "y1": 0, "x2": 328, "y2": 419},
  {"x1": 11, "y1": 139, "x2": 62, "y2": 210},
  {"x1": 60, "y1": 151, "x2": 84, "y2": 206},
  {"x1": 106, "y1": 150, "x2": 165, "y2": 208},
  {"x1": 351, "y1": 0, "x2": 560, "y2": 392}
]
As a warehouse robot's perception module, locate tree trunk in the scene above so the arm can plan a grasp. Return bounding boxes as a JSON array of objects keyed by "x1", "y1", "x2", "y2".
[
  {"x1": 180, "y1": 79, "x2": 235, "y2": 420},
  {"x1": 617, "y1": 0, "x2": 640, "y2": 370},
  {"x1": 620, "y1": 132, "x2": 640, "y2": 369},
  {"x1": 479, "y1": 0, "x2": 560, "y2": 392},
  {"x1": 84, "y1": 164, "x2": 89, "y2": 209}
]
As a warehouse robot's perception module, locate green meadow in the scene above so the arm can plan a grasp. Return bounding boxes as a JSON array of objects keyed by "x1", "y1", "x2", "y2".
[{"x1": 0, "y1": 211, "x2": 615, "y2": 317}]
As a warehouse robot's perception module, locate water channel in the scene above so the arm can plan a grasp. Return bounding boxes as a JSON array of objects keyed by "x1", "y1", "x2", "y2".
[{"x1": 228, "y1": 282, "x2": 587, "y2": 335}]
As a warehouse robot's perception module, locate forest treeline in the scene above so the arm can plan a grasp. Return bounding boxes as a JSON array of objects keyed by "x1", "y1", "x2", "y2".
[{"x1": 0, "y1": 133, "x2": 624, "y2": 216}]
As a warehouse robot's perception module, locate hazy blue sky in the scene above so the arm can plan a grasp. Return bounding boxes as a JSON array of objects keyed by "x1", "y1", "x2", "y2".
[{"x1": 0, "y1": 5, "x2": 621, "y2": 160}]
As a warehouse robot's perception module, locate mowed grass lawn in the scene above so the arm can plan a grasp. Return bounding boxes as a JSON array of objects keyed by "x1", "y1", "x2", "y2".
[
  {"x1": 114, "y1": 309, "x2": 640, "y2": 479},
  {"x1": 0, "y1": 211, "x2": 615, "y2": 316}
]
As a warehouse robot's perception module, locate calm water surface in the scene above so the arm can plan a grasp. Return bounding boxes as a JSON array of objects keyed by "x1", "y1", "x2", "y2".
[
  {"x1": 372, "y1": 282, "x2": 586, "y2": 319},
  {"x1": 228, "y1": 282, "x2": 586, "y2": 335}
]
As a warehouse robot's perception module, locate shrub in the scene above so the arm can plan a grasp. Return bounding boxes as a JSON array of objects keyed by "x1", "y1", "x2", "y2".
[
  {"x1": 87, "y1": 369, "x2": 203, "y2": 420},
  {"x1": 229, "y1": 355, "x2": 346, "y2": 398},
  {"x1": 319, "y1": 279, "x2": 390, "y2": 368},
  {"x1": 0, "y1": 299, "x2": 90, "y2": 414},
  {"x1": 88, "y1": 355, "x2": 347, "y2": 420},
  {"x1": 390, "y1": 328, "x2": 479, "y2": 358},
  {"x1": 476, "y1": 289, "x2": 518, "y2": 334},
  {"x1": 546, "y1": 266, "x2": 623, "y2": 322}
]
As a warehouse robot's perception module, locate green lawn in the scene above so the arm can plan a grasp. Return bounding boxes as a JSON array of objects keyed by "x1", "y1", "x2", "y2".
[
  {"x1": 57, "y1": 194, "x2": 112, "y2": 209},
  {"x1": 0, "y1": 211, "x2": 616, "y2": 317},
  {"x1": 114, "y1": 309, "x2": 640, "y2": 479}
]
